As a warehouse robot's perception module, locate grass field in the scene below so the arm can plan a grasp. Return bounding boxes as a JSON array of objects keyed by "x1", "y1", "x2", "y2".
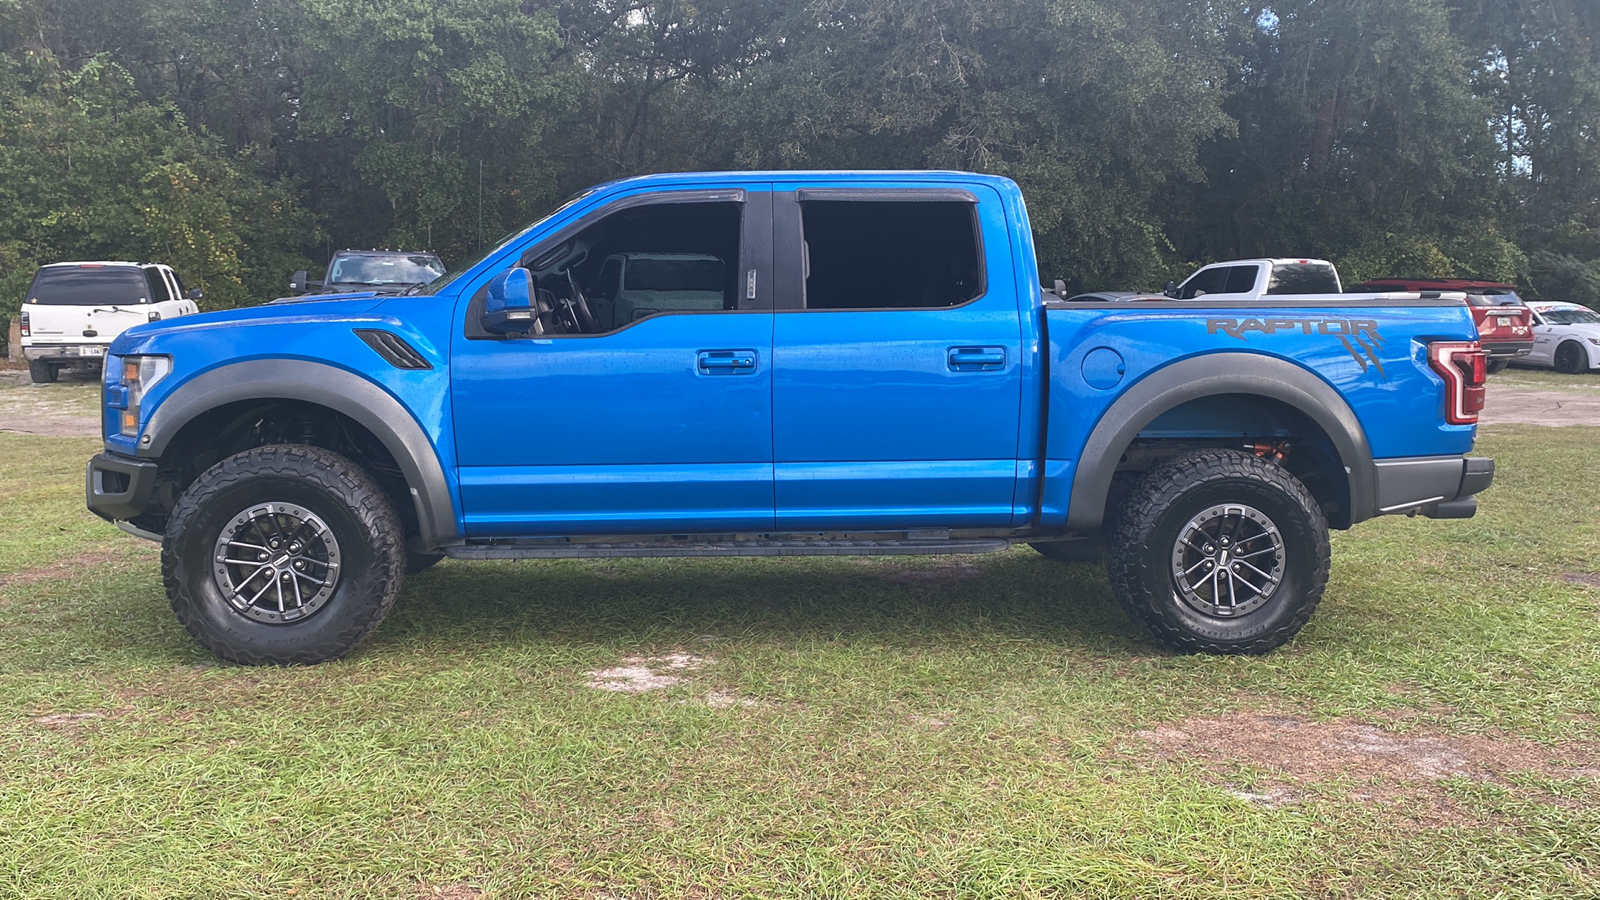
[{"x1": 1, "y1": 427, "x2": 1596, "y2": 898}]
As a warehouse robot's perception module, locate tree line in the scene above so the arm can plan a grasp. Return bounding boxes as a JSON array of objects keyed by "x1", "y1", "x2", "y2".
[{"x1": 2, "y1": 0, "x2": 1596, "y2": 322}]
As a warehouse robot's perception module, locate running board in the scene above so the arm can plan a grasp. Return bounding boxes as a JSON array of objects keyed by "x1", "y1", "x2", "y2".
[{"x1": 445, "y1": 538, "x2": 1014, "y2": 560}]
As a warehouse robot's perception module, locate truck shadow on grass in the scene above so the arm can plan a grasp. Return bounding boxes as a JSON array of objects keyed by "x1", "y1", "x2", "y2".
[{"x1": 372, "y1": 552, "x2": 1146, "y2": 658}]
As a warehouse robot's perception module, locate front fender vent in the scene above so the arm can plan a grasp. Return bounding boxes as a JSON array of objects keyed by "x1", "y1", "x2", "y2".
[{"x1": 354, "y1": 329, "x2": 432, "y2": 370}]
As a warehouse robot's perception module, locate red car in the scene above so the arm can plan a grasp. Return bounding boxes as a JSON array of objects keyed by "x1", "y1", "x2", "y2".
[{"x1": 1350, "y1": 279, "x2": 1534, "y2": 372}]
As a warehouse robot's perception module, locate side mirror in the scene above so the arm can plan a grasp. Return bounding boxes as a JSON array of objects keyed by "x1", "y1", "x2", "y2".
[
  {"x1": 290, "y1": 270, "x2": 309, "y2": 293},
  {"x1": 184, "y1": 287, "x2": 204, "y2": 301},
  {"x1": 483, "y1": 268, "x2": 537, "y2": 334},
  {"x1": 1164, "y1": 280, "x2": 1179, "y2": 299}
]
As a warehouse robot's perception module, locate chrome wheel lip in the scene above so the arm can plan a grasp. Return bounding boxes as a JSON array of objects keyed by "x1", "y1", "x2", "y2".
[
  {"x1": 211, "y1": 501, "x2": 342, "y2": 624},
  {"x1": 1169, "y1": 502, "x2": 1284, "y2": 619}
]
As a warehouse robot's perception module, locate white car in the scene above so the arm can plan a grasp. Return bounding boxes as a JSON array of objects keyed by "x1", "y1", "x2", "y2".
[
  {"x1": 18, "y1": 261, "x2": 200, "y2": 383},
  {"x1": 1523, "y1": 301, "x2": 1600, "y2": 374}
]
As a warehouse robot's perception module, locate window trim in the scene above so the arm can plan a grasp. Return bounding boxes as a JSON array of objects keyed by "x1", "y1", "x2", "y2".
[
  {"x1": 782, "y1": 193, "x2": 989, "y2": 314},
  {"x1": 463, "y1": 189, "x2": 766, "y2": 341}
]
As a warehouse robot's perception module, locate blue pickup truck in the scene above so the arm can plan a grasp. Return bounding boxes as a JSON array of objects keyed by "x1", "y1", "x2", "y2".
[{"x1": 86, "y1": 171, "x2": 1494, "y2": 665}]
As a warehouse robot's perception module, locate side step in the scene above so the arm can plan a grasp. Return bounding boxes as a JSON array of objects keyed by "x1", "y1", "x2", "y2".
[{"x1": 445, "y1": 538, "x2": 1014, "y2": 560}]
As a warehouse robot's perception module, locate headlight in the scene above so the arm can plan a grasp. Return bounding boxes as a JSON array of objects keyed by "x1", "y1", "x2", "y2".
[
  {"x1": 1588, "y1": 338, "x2": 1600, "y2": 347},
  {"x1": 119, "y1": 355, "x2": 171, "y2": 437}
]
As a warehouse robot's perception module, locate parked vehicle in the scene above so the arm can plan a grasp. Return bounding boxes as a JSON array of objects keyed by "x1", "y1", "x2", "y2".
[
  {"x1": 1348, "y1": 279, "x2": 1534, "y2": 373},
  {"x1": 289, "y1": 249, "x2": 445, "y2": 297},
  {"x1": 1164, "y1": 258, "x2": 1344, "y2": 300},
  {"x1": 1522, "y1": 301, "x2": 1600, "y2": 373},
  {"x1": 19, "y1": 261, "x2": 200, "y2": 383},
  {"x1": 1064, "y1": 291, "x2": 1168, "y2": 303},
  {"x1": 87, "y1": 171, "x2": 1494, "y2": 665}
]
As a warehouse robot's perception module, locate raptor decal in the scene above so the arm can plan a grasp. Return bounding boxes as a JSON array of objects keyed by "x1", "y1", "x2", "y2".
[{"x1": 1206, "y1": 317, "x2": 1387, "y2": 378}]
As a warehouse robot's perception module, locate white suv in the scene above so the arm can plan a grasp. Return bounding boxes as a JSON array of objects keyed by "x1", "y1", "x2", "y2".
[{"x1": 19, "y1": 261, "x2": 200, "y2": 383}]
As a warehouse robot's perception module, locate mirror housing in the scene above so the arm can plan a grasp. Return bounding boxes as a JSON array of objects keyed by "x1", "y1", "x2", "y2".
[
  {"x1": 184, "y1": 287, "x2": 204, "y2": 301},
  {"x1": 483, "y1": 268, "x2": 538, "y2": 334},
  {"x1": 1164, "y1": 280, "x2": 1179, "y2": 299},
  {"x1": 289, "y1": 270, "x2": 310, "y2": 293}
]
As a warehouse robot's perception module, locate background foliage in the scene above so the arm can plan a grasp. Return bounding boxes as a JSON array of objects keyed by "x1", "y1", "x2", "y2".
[{"x1": 1, "y1": 0, "x2": 1596, "y2": 318}]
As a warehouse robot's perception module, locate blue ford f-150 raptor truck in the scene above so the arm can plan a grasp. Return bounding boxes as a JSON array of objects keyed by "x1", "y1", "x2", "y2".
[{"x1": 86, "y1": 171, "x2": 1494, "y2": 665}]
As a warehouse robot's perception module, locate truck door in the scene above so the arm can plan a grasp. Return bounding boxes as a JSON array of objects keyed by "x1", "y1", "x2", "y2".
[
  {"x1": 769, "y1": 185, "x2": 1024, "y2": 529},
  {"x1": 451, "y1": 188, "x2": 775, "y2": 535}
]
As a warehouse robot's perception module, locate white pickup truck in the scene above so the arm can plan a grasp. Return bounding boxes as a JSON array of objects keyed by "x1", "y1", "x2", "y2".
[
  {"x1": 1164, "y1": 258, "x2": 1344, "y2": 300},
  {"x1": 19, "y1": 261, "x2": 200, "y2": 383}
]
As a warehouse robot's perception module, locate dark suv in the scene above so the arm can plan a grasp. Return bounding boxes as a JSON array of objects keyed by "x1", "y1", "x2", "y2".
[
  {"x1": 289, "y1": 250, "x2": 445, "y2": 297},
  {"x1": 1349, "y1": 279, "x2": 1534, "y2": 373}
]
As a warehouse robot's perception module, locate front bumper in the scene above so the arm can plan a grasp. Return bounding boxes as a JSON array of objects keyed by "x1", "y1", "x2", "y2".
[
  {"x1": 86, "y1": 452, "x2": 158, "y2": 522},
  {"x1": 1372, "y1": 455, "x2": 1495, "y2": 520}
]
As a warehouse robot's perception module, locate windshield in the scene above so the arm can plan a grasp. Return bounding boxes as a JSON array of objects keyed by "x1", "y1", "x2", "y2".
[
  {"x1": 1539, "y1": 306, "x2": 1600, "y2": 325},
  {"x1": 408, "y1": 189, "x2": 597, "y2": 297},
  {"x1": 329, "y1": 255, "x2": 444, "y2": 286},
  {"x1": 27, "y1": 266, "x2": 149, "y2": 305}
]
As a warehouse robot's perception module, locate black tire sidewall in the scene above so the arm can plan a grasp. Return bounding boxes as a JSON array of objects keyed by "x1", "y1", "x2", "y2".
[
  {"x1": 165, "y1": 451, "x2": 402, "y2": 664},
  {"x1": 1556, "y1": 342, "x2": 1585, "y2": 374},
  {"x1": 1137, "y1": 476, "x2": 1320, "y2": 645},
  {"x1": 1110, "y1": 452, "x2": 1330, "y2": 653}
]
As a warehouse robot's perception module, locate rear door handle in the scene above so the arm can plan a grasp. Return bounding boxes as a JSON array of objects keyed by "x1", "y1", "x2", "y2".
[
  {"x1": 698, "y1": 349, "x2": 758, "y2": 374},
  {"x1": 948, "y1": 346, "x2": 1006, "y2": 371}
]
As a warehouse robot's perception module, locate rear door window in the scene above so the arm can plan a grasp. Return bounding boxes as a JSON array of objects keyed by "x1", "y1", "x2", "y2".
[{"x1": 27, "y1": 266, "x2": 149, "y2": 305}]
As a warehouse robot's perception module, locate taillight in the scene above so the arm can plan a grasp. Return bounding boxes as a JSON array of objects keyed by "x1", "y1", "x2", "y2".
[
  {"x1": 1428, "y1": 341, "x2": 1488, "y2": 425},
  {"x1": 18, "y1": 310, "x2": 28, "y2": 337}
]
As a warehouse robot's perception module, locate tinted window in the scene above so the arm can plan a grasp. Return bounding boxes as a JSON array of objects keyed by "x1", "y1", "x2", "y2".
[
  {"x1": 801, "y1": 201, "x2": 982, "y2": 310},
  {"x1": 27, "y1": 266, "x2": 149, "y2": 305},
  {"x1": 1465, "y1": 289, "x2": 1521, "y2": 308},
  {"x1": 1178, "y1": 266, "x2": 1229, "y2": 299},
  {"x1": 1266, "y1": 263, "x2": 1340, "y2": 295},
  {"x1": 626, "y1": 257, "x2": 724, "y2": 292},
  {"x1": 1223, "y1": 266, "x2": 1258, "y2": 294}
]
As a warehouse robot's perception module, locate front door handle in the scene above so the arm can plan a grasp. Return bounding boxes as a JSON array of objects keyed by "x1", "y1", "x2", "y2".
[
  {"x1": 698, "y1": 349, "x2": 758, "y2": 374},
  {"x1": 948, "y1": 346, "x2": 1007, "y2": 371}
]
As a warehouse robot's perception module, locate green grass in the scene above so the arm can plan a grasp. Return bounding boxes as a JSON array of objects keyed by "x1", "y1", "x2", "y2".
[
  {"x1": 1, "y1": 429, "x2": 1596, "y2": 898},
  {"x1": 1495, "y1": 366, "x2": 1600, "y2": 391}
]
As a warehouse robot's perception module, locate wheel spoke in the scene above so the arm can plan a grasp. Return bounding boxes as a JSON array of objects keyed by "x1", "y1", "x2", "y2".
[{"x1": 213, "y1": 502, "x2": 342, "y2": 625}]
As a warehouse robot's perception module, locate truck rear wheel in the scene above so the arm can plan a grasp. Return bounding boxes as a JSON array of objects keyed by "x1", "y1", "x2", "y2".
[
  {"x1": 162, "y1": 444, "x2": 406, "y2": 665},
  {"x1": 28, "y1": 359, "x2": 57, "y2": 383},
  {"x1": 1106, "y1": 449, "x2": 1330, "y2": 654}
]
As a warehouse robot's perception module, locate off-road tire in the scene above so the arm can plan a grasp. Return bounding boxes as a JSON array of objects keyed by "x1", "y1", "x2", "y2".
[
  {"x1": 1106, "y1": 449, "x2": 1330, "y2": 654},
  {"x1": 1555, "y1": 341, "x2": 1588, "y2": 375},
  {"x1": 162, "y1": 444, "x2": 406, "y2": 665},
  {"x1": 28, "y1": 359, "x2": 57, "y2": 383},
  {"x1": 1029, "y1": 538, "x2": 1105, "y2": 564},
  {"x1": 1486, "y1": 359, "x2": 1510, "y2": 375}
]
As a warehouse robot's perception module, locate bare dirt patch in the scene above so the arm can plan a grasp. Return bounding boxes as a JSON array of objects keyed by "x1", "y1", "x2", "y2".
[
  {"x1": 587, "y1": 653, "x2": 707, "y2": 693},
  {"x1": 0, "y1": 369, "x2": 101, "y2": 437},
  {"x1": 1127, "y1": 712, "x2": 1598, "y2": 822},
  {"x1": 1563, "y1": 572, "x2": 1600, "y2": 589},
  {"x1": 0, "y1": 545, "x2": 153, "y2": 594},
  {"x1": 1480, "y1": 384, "x2": 1600, "y2": 427},
  {"x1": 31, "y1": 710, "x2": 119, "y2": 729}
]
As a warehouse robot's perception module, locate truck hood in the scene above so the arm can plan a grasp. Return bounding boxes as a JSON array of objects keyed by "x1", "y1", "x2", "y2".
[{"x1": 109, "y1": 295, "x2": 387, "y2": 356}]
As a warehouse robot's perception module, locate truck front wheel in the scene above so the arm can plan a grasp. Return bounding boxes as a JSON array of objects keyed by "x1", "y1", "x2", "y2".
[
  {"x1": 1106, "y1": 449, "x2": 1330, "y2": 654},
  {"x1": 162, "y1": 444, "x2": 406, "y2": 665}
]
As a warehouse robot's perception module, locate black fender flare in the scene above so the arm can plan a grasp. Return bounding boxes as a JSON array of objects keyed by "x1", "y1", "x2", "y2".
[
  {"x1": 1064, "y1": 353, "x2": 1375, "y2": 532},
  {"x1": 139, "y1": 360, "x2": 458, "y2": 549}
]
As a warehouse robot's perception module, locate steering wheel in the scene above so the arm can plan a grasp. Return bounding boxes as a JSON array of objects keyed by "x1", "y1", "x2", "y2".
[{"x1": 563, "y1": 268, "x2": 599, "y2": 333}]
